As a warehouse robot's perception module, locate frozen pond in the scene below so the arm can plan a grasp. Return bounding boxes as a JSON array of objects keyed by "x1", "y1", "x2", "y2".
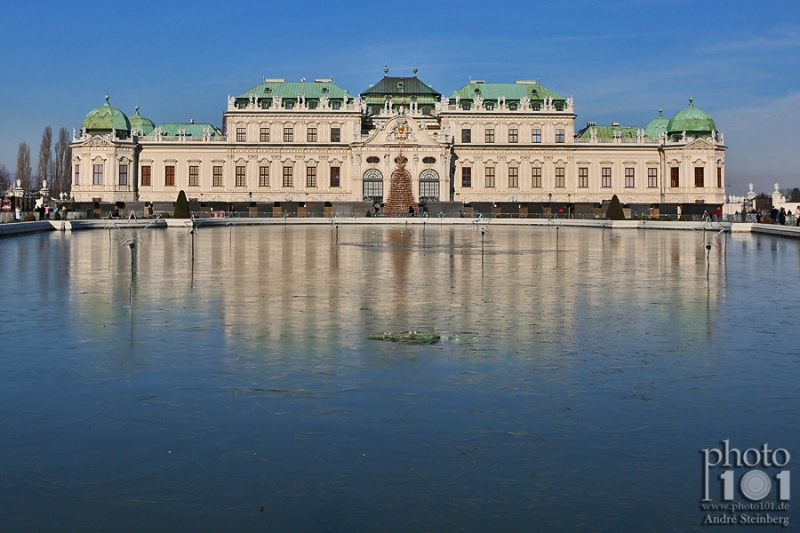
[{"x1": 1, "y1": 225, "x2": 798, "y2": 532}]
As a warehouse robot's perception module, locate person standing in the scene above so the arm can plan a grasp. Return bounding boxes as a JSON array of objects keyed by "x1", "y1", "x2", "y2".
[{"x1": 15, "y1": 205, "x2": 21, "y2": 222}]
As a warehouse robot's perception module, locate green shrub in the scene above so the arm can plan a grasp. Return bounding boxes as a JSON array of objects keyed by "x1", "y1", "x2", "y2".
[
  {"x1": 173, "y1": 190, "x2": 190, "y2": 218},
  {"x1": 23, "y1": 214, "x2": 36, "y2": 222},
  {"x1": 605, "y1": 195, "x2": 626, "y2": 220},
  {"x1": 159, "y1": 212, "x2": 171, "y2": 219}
]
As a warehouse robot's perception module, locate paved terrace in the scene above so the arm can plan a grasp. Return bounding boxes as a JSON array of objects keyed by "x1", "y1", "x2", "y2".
[{"x1": 2, "y1": 217, "x2": 800, "y2": 238}]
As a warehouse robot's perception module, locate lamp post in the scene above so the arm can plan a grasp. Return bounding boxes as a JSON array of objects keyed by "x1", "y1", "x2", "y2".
[{"x1": 567, "y1": 193, "x2": 571, "y2": 219}]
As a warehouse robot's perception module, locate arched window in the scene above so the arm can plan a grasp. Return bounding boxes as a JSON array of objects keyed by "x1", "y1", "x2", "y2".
[
  {"x1": 363, "y1": 169, "x2": 383, "y2": 203},
  {"x1": 419, "y1": 169, "x2": 439, "y2": 202}
]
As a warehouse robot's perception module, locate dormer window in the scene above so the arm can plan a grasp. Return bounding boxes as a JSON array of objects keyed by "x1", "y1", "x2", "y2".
[
  {"x1": 486, "y1": 102, "x2": 494, "y2": 111},
  {"x1": 533, "y1": 103, "x2": 541, "y2": 111},
  {"x1": 332, "y1": 101, "x2": 341, "y2": 110},
  {"x1": 262, "y1": 101, "x2": 271, "y2": 109},
  {"x1": 461, "y1": 102, "x2": 470, "y2": 110},
  {"x1": 397, "y1": 82, "x2": 405, "y2": 91},
  {"x1": 264, "y1": 87, "x2": 272, "y2": 93},
  {"x1": 509, "y1": 103, "x2": 517, "y2": 111},
  {"x1": 555, "y1": 103, "x2": 564, "y2": 111},
  {"x1": 308, "y1": 100, "x2": 317, "y2": 109},
  {"x1": 322, "y1": 87, "x2": 328, "y2": 93},
  {"x1": 285, "y1": 101, "x2": 294, "y2": 109}
]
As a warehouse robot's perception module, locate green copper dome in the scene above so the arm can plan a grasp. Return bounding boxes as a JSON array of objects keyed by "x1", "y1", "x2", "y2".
[
  {"x1": 129, "y1": 105, "x2": 155, "y2": 136},
  {"x1": 644, "y1": 109, "x2": 669, "y2": 138},
  {"x1": 667, "y1": 98, "x2": 716, "y2": 139},
  {"x1": 81, "y1": 95, "x2": 131, "y2": 135}
]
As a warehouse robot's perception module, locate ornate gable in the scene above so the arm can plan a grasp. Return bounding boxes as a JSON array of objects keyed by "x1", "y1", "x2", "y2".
[
  {"x1": 361, "y1": 116, "x2": 446, "y2": 147},
  {"x1": 685, "y1": 138, "x2": 714, "y2": 150},
  {"x1": 83, "y1": 135, "x2": 117, "y2": 148}
]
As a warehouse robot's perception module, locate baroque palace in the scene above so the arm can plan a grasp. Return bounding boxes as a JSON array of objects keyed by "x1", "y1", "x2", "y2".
[{"x1": 70, "y1": 68, "x2": 726, "y2": 215}]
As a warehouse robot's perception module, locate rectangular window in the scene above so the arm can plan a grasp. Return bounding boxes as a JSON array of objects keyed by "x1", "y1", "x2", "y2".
[
  {"x1": 235, "y1": 166, "x2": 246, "y2": 187},
  {"x1": 671, "y1": 167, "x2": 679, "y2": 188},
  {"x1": 306, "y1": 167, "x2": 317, "y2": 187},
  {"x1": 695, "y1": 167, "x2": 704, "y2": 187},
  {"x1": 578, "y1": 167, "x2": 588, "y2": 188},
  {"x1": 717, "y1": 167, "x2": 722, "y2": 188},
  {"x1": 260, "y1": 127, "x2": 270, "y2": 142},
  {"x1": 331, "y1": 127, "x2": 340, "y2": 142},
  {"x1": 332, "y1": 101, "x2": 341, "y2": 110},
  {"x1": 259, "y1": 166, "x2": 269, "y2": 187},
  {"x1": 165, "y1": 165, "x2": 175, "y2": 187},
  {"x1": 508, "y1": 129, "x2": 518, "y2": 143},
  {"x1": 462, "y1": 128, "x2": 471, "y2": 143},
  {"x1": 485, "y1": 167, "x2": 495, "y2": 188},
  {"x1": 462, "y1": 167, "x2": 472, "y2": 187},
  {"x1": 531, "y1": 167, "x2": 542, "y2": 188},
  {"x1": 307, "y1": 127, "x2": 317, "y2": 142},
  {"x1": 555, "y1": 167, "x2": 565, "y2": 188},
  {"x1": 282, "y1": 166, "x2": 293, "y2": 187},
  {"x1": 531, "y1": 129, "x2": 541, "y2": 143},
  {"x1": 189, "y1": 165, "x2": 199, "y2": 187},
  {"x1": 508, "y1": 167, "x2": 519, "y2": 188},
  {"x1": 236, "y1": 127, "x2": 246, "y2": 142},
  {"x1": 485, "y1": 129, "x2": 495, "y2": 143},
  {"x1": 555, "y1": 129, "x2": 565, "y2": 143},
  {"x1": 283, "y1": 127, "x2": 293, "y2": 142},
  {"x1": 625, "y1": 168, "x2": 635, "y2": 188},
  {"x1": 118, "y1": 164, "x2": 128, "y2": 186},
  {"x1": 285, "y1": 101, "x2": 294, "y2": 109},
  {"x1": 93, "y1": 164, "x2": 103, "y2": 185},
  {"x1": 141, "y1": 165, "x2": 150, "y2": 187},
  {"x1": 602, "y1": 167, "x2": 612, "y2": 188},
  {"x1": 213, "y1": 166, "x2": 223, "y2": 187},
  {"x1": 330, "y1": 166, "x2": 340, "y2": 187},
  {"x1": 75, "y1": 164, "x2": 80, "y2": 185},
  {"x1": 461, "y1": 102, "x2": 470, "y2": 110},
  {"x1": 648, "y1": 168, "x2": 658, "y2": 188}
]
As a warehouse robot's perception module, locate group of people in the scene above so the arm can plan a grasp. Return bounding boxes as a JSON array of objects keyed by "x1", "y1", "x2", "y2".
[
  {"x1": 746, "y1": 206, "x2": 797, "y2": 225},
  {"x1": 13, "y1": 204, "x2": 65, "y2": 222}
]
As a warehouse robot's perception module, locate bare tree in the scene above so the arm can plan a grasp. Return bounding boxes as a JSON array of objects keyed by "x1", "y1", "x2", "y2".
[
  {"x1": 0, "y1": 163, "x2": 10, "y2": 192},
  {"x1": 16, "y1": 142, "x2": 32, "y2": 191},
  {"x1": 53, "y1": 127, "x2": 71, "y2": 196},
  {"x1": 37, "y1": 126, "x2": 52, "y2": 190}
]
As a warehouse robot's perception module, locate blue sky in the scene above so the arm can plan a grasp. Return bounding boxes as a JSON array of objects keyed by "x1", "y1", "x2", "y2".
[{"x1": 1, "y1": 0, "x2": 799, "y2": 194}]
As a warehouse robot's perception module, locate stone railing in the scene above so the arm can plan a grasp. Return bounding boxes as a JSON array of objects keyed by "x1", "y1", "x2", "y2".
[{"x1": 138, "y1": 135, "x2": 229, "y2": 143}]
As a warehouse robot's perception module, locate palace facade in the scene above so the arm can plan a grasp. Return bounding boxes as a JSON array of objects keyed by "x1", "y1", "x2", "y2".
[{"x1": 70, "y1": 69, "x2": 726, "y2": 213}]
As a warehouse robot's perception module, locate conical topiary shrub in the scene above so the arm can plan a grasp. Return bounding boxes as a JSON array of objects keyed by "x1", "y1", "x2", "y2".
[
  {"x1": 173, "y1": 190, "x2": 190, "y2": 218},
  {"x1": 605, "y1": 194, "x2": 625, "y2": 220}
]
